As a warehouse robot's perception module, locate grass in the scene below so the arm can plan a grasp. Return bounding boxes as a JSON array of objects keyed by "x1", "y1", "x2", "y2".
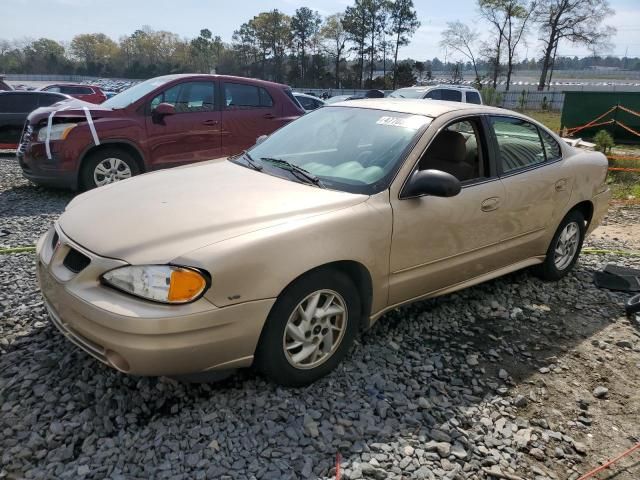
[{"x1": 522, "y1": 110, "x2": 562, "y2": 132}]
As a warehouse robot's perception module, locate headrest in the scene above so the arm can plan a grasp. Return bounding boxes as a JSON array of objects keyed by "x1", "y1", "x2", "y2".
[{"x1": 428, "y1": 130, "x2": 467, "y2": 164}]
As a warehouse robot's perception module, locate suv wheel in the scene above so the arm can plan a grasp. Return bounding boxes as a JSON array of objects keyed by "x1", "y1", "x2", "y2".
[
  {"x1": 535, "y1": 210, "x2": 585, "y2": 281},
  {"x1": 81, "y1": 148, "x2": 139, "y2": 190},
  {"x1": 255, "y1": 269, "x2": 360, "y2": 386}
]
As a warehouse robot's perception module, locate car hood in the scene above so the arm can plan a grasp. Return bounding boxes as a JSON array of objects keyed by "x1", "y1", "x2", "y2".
[
  {"x1": 58, "y1": 160, "x2": 367, "y2": 264},
  {"x1": 27, "y1": 99, "x2": 113, "y2": 124}
]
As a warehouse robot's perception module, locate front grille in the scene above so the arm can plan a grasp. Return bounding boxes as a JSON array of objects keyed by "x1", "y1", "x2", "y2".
[
  {"x1": 63, "y1": 248, "x2": 91, "y2": 273},
  {"x1": 17, "y1": 122, "x2": 33, "y2": 156}
]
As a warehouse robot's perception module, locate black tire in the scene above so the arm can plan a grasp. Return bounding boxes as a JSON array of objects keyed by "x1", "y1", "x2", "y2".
[
  {"x1": 535, "y1": 210, "x2": 586, "y2": 281},
  {"x1": 255, "y1": 269, "x2": 360, "y2": 387},
  {"x1": 626, "y1": 294, "x2": 640, "y2": 317},
  {"x1": 80, "y1": 148, "x2": 140, "y2": 191}
]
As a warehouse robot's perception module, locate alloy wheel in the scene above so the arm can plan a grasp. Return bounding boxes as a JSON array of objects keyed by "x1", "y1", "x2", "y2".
[
  {"x1": 282, "y1": 289, "x2": 348, "y2": 370},
  {"x1": 93, "y1": 158, "x2": 132, "y2": 186},
  {"x1": 554, "y1": 221, "x2": 580, "y2": 270}
]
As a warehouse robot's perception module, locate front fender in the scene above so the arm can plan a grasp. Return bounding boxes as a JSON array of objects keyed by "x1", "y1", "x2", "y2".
[{"x1": 173, "y1": 193, "x2": 393, "y2": 315}]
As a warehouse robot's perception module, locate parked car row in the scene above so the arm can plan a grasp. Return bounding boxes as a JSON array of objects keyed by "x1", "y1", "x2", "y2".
[
  {"x1": 36, "y1": 96, "x2": 610, "y2": 385},
  {"x1": 17, "y1": 74, "x2": 305, "y2": 189}
]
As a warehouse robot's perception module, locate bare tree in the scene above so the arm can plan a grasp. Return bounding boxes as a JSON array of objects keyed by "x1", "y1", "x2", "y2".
[
  {"x1": 321, "y1": 13, "x2": 349, "y2": 87},
  {"x1": 479, "y1": 0, "x2": 536, "y2": 90},
  {"x1": 535, "y1": 0, "x2": 615, "y2": 91},
  {"x1": 440, "y1": 21, "x2": 481, "y2": 83}
]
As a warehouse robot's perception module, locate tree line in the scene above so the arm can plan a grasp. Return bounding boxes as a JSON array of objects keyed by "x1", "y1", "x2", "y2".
[{"x1": 0, "y1": 0, "x2": 627, "y2": 91}]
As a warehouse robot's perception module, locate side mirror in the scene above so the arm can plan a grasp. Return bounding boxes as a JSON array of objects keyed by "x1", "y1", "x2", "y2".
[
  {"x1": 256, "y1": 134, "x2": 268, "y2": 145},
  {"x1": 402, "y1": 169, "x2": 461, "y2": 198},
  {"x1": 153, "y1": 102, "x2": 176, "y2": 117}
]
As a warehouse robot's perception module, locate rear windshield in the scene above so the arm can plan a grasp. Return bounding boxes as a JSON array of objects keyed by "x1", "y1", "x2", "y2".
[
  {"x1": 389, "y1": 88, "x2": 427, "y2": 99},
  {"x1": 102, "y1": 77, "x2": 175, "y2": 109}
]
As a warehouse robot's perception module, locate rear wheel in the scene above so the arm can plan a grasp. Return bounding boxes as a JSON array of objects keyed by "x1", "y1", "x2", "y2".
[
  {"x1": 535, "y1": 210, "x2": 585, "y2": 281},
  {"x1": 81, "y1": 148, "x2": 139, "y2": 190},
  {"x1": 255, "y1": 269, "x2": 360, "y2": 386}
]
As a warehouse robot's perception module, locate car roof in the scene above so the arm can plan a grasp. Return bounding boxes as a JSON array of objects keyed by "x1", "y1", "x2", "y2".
[
  {"x1": 327, "y1": 98, "x2": 501, "y2": 117},
  {"x1": 149, "y1": 73, "x2": 289, "y2": 88},
  {"x1": 0, "y1": 90, "x2": 68, "y2": 97},
  {"x1": 395, "y1": 85, "x2": 479, "y2": 92}
]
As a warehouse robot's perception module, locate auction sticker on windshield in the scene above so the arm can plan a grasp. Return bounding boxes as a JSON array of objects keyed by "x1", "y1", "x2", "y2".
[{"x1": 376, "y1": 115, "x2": 430, "y2": 130}]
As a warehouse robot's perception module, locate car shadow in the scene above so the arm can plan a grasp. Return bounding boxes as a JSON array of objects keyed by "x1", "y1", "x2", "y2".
[
  {"x1": 0, "y1": 182, "x2": 73, "y2": 218},
  {"x1": 0, "y1": 252, "x2": 631, "y2": 479}
]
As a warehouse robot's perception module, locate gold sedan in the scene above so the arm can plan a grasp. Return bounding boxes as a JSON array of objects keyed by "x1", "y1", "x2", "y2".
[{"x1": 37, "y1": 99, "x2": 610, "y2": 386}]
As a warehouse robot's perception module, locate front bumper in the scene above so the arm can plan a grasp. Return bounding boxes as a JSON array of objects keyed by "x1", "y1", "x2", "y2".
[
  {"x1": 18, "y1": 141, "x2": 78, "y2": 190},
  {"x1": 36, "y1": 226, "x2": 275, "y2": 376}
]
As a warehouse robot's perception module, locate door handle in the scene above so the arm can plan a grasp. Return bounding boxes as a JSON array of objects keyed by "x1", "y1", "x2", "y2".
[
  {"x1": 555, "y1": 178, "x2": 567, "y2": 192},
  {"x1": 202, "y1": 119, "x2": 219, "y2": 126},
  {"x1": 263, "y1": 113, "x2": 275, "y2": 119},
  {"x1": 481, "y1": 197, "x2": 500, "y2": 212}
]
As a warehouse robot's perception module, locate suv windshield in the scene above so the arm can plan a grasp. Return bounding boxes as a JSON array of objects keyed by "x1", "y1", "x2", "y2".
[
  {"x1": 389, "y1": 88, "x2": 428, "y2": 99},
  {"x1": 240, "y1": 106, "x2": 431, "y2": 194},
  {"x1": 102, "y1": 76, "x2": 177, "y2": 109}
]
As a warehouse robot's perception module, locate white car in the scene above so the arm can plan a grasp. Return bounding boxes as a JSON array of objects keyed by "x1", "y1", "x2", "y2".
[
  {"x1": 293, "y1": 92, "x2": 325, "y2": 112},
  {"x1": 390, "y1": 85, "x2": 483, "y2": 104}
]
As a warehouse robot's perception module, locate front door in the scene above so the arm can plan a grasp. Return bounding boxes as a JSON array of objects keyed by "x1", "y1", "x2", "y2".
[
  {"x1": 388, "y1": 117, "x2": 507, "y2": 305},
  {"x1": 145, "y1": 80, "x2": 222, "y2": 169}
]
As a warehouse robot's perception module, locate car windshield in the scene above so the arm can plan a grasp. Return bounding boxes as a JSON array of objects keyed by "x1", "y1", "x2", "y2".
[
  {"x1": 389, "y1": 88, "x2": 428, "y2": 99},
  {"x1": 241, "y1": 106, "x2": 431, "y2": 194},
  {"x1": 102, "y1": 77, "x2": 176, "y2": 109}
]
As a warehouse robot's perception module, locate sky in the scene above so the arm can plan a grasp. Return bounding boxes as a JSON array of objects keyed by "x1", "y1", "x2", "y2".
[{"x1": 2, "y1": 0, "x2": 640, "y2": 60}]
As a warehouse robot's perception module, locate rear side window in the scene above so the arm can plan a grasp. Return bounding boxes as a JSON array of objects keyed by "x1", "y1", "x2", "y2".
[
  {"x1": 284, "y1": 88, "x2": 303, "y2": 109},
  {"x1": 151, "y1": 81, "x2": 216, "y2": 113},
  {"x1": 424, "y1": 89, "x2": 441, "y2": 100},
  {"x1": 441, "y1": 89, "x2": 463, "y2": 102},
  {"x1": 44, "y1": 86, "x2": 61, "y2": 93},
  {"x1": 466, "y1": 91, "x2": 482, "y2": 104},
  {"x1": 224, "y1": 83, "x2": 273, "y2": 108},
  {"x1": 38, "y1": 93, "x2": 65, "y2": 107},
  {"x1": 0, "y1": 94, "x2": 38, "y2": 113},
  {"x1": 491, "y1": 116, "x2": 546, "y2": 174},
  {"x1": 539, "y1": 129, "x2": 562, "y2": 160}
]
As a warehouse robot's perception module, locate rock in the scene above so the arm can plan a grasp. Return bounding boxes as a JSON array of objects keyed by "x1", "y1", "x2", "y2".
[
  {"x1": 514, "y1": 395, "x2": 528, "y2": 407},
  {"x1": 529, "y1": 448, "x2": 545, "y2": 460},
  {"x1": 593, "y1": 386, "x2": 609, "y2": 399},
  {"x1": 77, "y1": 465, "x2": 90, "y2": 476},
  {"x1": 466, "y1": 355, "x2": 479, "y2": 366},
  {"x1": 498, "y1": 369, "x2": 509, "y2": 380},
  {"x1": 539, "y1": 367, "x2": 550, "y2": 374},
  {"x1": 573, "y1": 441, "x2": 587, "y2": 455},
  {"x1": 616, "y1": 340, "x2": 633, "y2": 349}
]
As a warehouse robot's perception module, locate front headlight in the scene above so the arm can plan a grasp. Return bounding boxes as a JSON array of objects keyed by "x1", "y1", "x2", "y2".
[
  {"x1": 102, "y1": 265, "x2": 209, "y2": 304},
  {"x1": 36, "y1": 123, "x2": 77, "y2": 142}
]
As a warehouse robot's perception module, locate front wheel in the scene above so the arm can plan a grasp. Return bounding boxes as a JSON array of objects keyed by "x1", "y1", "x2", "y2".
[
  {"x1": 81, "y1": 148, "x2": 139, "y2": 190},
  {"x1": 254, "y1": 269, "x2": 360, "y2": 386},
  {"x1": 535, "y1": 210, "x2": 585, "y2": 281}
]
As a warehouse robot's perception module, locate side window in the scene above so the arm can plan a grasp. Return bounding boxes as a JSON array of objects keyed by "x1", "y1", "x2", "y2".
[
  {"x1": 490, "y1": 116, "x2": 546, "y2": 174},
  {"x1": 441, "y1": 89, "x2": 463, "y2": 102},
  {"x1": 539, "y1": 129, "x2": 562, "y2": 161},
  {"x1": 418, "y1": 118, "x2": 487, "y2": 183},
  {"x1": 259, "y1": 88, "x2": 274, "y2": 107},
  {"x1": 150, "y1": 82, "x2": 215, "y2": 113},
  {"x1": 297, "y1": 96, "x2": 312, "y2": 109},
  {"x1": 3, "y1": 94, "x2": 38, "y2": 113},
  {"x1": 38, "y1": 94, "x2": 64, "y2": 107},
  {"x1": 424, "y1": 89, "x2": 441, "y2": 100},
  {"x1": 224, "y1": 83, "x2": 261, "y2": 108},
  {"x1": 466, "y1": 91, "x2": 482, "y2": 104},
  {"x1": 45, "y1": 86, "x2": 61, "y2": 93}
]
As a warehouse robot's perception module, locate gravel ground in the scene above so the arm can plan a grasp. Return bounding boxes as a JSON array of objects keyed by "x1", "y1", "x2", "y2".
[{"x1": 1, "y1": 156, "x2": 639, "y2": 480}]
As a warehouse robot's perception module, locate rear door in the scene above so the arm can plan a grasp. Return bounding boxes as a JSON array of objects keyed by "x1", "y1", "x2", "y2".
[
  {"x1": 145, "y1": 80, "x2": 222, "y2": 169},
  {"x1": 220, "y1": 81, "x2": 280, "y2": 155},
  {"x1": 488, "y1": 115, "x2": 571, "y2": 264}
]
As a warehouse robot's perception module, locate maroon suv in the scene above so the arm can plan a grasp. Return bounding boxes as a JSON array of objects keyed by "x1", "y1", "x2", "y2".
[
  {"x1": 19, "y1": 74, "x2": 304, "y2": 190},
  {"x1": 40, "y1": 84, "x2": 107, "y2": 104}
]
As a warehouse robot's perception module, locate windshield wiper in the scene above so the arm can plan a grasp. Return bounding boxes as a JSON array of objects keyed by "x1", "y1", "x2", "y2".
[
  {"x1": 260, "y1": 157, "x2": 325, "y2": 188},
  {"x1": 232, "y1": 150, "x2": 263, "y2": 171}
]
